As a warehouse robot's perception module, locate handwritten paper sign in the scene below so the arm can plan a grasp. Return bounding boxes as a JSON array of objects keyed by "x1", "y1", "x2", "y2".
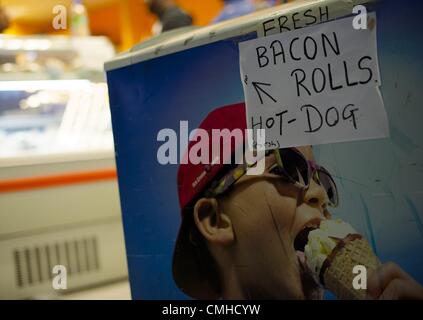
[{"x1": 239, "y1": 13, "x2": 389, "y2": 150}]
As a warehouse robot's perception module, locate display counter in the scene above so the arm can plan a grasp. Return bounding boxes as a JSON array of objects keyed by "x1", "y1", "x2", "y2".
[{"x1": 0, "y1": 36, "x2": 127, "y2": 299}]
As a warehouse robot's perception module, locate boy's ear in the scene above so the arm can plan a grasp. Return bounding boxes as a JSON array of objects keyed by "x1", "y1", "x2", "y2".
[{"x1": 193, "y1": 198, "x2": 234, "y2": 245}]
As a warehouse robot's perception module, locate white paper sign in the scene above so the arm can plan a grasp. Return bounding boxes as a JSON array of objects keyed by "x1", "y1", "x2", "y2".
[{"x1": 239, "y1": 13, "x2": 389, "y2": 150}]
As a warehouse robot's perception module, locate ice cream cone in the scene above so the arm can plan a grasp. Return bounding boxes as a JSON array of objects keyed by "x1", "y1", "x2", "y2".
[{"x1": 321, "y1": 235, "x2": 380, "y2": 300}]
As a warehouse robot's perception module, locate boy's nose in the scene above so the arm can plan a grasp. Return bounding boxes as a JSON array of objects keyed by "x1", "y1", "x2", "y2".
[{"x1": 303, "y1": 178, "x2": 329, "y2": 215}]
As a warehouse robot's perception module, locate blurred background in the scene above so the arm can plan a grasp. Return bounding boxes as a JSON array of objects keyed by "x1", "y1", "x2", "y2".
[
  {"x1": 0, "y1": 0, "x2": 292, "y2": 300},
  {"x1": 0, "y1": 0, "x2": 288, "y2": 51}
]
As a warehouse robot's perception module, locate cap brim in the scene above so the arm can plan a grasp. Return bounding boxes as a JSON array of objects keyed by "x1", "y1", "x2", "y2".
[{"x1": 172, "y1": 212, "x2": 220, "y2": 299}]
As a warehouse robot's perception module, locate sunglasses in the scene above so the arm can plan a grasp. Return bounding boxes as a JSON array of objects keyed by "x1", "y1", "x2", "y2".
[{"x1": 205, "y1": 148, "x2": 339, "y2": 207}]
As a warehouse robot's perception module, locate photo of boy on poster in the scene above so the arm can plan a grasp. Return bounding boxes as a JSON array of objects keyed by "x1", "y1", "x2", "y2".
[{"x1": 172, "y1": 102, "x2": 423, "y2": 300}]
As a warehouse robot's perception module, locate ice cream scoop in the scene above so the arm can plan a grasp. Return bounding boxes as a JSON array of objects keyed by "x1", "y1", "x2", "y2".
[{"x1": 304, "y1": 219, "x2": 357, "y2": 278}]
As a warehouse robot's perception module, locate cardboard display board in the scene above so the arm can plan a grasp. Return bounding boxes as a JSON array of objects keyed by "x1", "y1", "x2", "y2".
[{"x1": 106, "y1": 0, "x2": 423, "y2": 299}]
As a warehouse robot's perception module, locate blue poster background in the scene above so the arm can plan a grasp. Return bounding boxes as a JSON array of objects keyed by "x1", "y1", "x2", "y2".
[{"x1": 106, "y1": 0, "x2": 423, "y2": 299}]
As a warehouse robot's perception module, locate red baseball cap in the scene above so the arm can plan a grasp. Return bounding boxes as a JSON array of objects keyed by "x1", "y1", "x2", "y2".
[{"x1": 173, "y1": 102, "x2": 247, "y2": 299}]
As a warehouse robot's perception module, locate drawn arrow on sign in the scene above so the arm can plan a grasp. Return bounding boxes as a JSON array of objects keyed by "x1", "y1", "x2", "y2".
[{"x1": 252, "y1": 81, "x2": 277, "y2": 104}]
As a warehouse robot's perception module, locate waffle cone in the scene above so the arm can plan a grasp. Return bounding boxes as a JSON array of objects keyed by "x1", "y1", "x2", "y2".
[{"x1": 322, "y1": 235, "x2": 380, "y2": 300}]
